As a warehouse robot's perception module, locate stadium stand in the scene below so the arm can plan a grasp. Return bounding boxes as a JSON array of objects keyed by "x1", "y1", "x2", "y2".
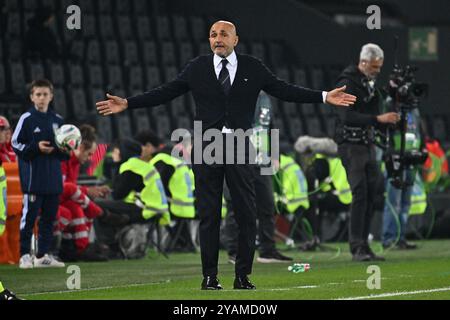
[{"x1": 0, "y1": 0, "x2": 448, "y2": 147}]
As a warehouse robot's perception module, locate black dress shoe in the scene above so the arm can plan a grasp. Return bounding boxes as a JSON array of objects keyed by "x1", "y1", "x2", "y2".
[
  {"x1": 233, "y1": 276, "x2": 256, "y2": 290},
  {"x1": 351, "y1": 247, "x2": 372, "y2": 262},
  {"x1": 201, "y1": 276, "x2": 223, "y2": 290},
  {"x1": 364, "y1": 245, "x2": 386, "y2": 261}
]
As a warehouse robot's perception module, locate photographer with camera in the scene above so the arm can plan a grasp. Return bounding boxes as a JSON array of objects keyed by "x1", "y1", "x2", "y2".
[
  {"x1": 382, "y1": 65, "x2": 429, "y2": 250},
  {"x1": 334, "y1": 43, "x2": 400, "y2": 261}
]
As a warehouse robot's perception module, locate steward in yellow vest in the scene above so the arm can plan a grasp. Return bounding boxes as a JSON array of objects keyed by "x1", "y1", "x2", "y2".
[{"x1": 294, "y1": 136, "x2": 351, "y2": 251}]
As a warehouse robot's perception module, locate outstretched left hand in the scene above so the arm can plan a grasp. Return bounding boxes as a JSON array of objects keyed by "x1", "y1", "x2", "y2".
[{"x1": 325, "y1": 86, "x2": 357, "y2": 107}]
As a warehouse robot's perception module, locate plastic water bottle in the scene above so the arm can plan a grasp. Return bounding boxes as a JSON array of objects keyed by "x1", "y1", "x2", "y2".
[{"x1": 288, "y1": 263, "x2": 311, "y2": 273}]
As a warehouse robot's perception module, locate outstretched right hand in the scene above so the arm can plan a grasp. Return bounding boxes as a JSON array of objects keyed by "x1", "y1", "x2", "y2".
[{"x1": 96, "y1": 93, "x2": 128, "y2": 116}]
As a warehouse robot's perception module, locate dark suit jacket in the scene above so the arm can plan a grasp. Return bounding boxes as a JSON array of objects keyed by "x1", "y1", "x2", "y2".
[{"x1": 127, "y1": 53, "x2": 323, "y2": 131}]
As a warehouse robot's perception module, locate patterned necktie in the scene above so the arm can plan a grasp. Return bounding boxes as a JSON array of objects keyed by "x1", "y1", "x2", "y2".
[{"x1": 218, "y1": 59, "x2": 231, "y2": 95}]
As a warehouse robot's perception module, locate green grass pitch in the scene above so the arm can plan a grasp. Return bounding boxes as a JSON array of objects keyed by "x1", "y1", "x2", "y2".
[{"x1": 1, "y1": 240, "x2": 450, "y2": 300}]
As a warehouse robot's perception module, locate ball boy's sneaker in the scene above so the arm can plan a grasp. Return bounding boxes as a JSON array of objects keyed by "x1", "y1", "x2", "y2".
[
  {"x1": 34, "y1": 254, "x2": 65, "y2": 268},
  {"x1": 19, "y1": 254, "x2": 34, "y2": 269}
]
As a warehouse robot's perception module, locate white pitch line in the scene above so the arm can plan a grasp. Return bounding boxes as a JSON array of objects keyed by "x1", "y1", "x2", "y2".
[
  {"x1": 336, "y1": 286, "x2": 450, "y2": 300},
  {"x1": 22, "y1": 279, "x2": 171, "y2": 296}
]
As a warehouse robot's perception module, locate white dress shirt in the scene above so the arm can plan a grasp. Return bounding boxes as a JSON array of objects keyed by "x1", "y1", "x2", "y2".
[{"x1": 214, "y1": 50, "x2": 238, "y2": 85}]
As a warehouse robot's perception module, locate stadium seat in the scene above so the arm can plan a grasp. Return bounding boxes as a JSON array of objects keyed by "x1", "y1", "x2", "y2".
[
  {"x1": 250, "y1": 42, "x2": 266, "y2": 61},
  {"x1": 136, "y1": 16, "x2": 153, "y2": 40},
  {"x1": 87, "y1": 64, "x2": 104, "y2": 88},
  {"x1": 282, "y1": 102, "x2": 300, "y2": 118},
  {"x1": 96, "y1": 114, "x2": 114, "y2": 144},
  {"x1": 318, "y1": 103, "x2": 333, "y2": 117},
  {"x1": 132, "y1": 109, "x2": 152, "y2": 132},
  {"x1": 106, "y1": 65, "x2": 124, "y2": 90},
  {"x1": 268, "y1": 42, "x2": 284, "y2": 67},
  {"x1": 133, "y1": 0, "x2": 149, "y2": 14},
  {"x1": 22, "y1": 0, "x2": 39, "y2": 11},
  {"x1": 287, "y1": 117, "x2": 305, "y2": 140},
  {"x1": 41, "y1": 0, "x2": 57, "y2": 10},
  {"x1": 236, "y1": 42, "x2": 247, "y2": 55},
  {"x1": 104, "y1": 40, "x2": 121, "y2": 64},
  {"x1": 98, "y1": 0, "x2": 113, "y2": 14},
  {"x1": 310, "y1": 67, "x2": 325, "y2": 90},
  {"x1": 69, "y1": 40, "x2": 84, "y2": 61},
  {"x1": 81, "y1": 14, "x2": 97, "y2": 38},
  {"x1": 155, "y1": 16, "x2": 171, "y2": 40},
  {"x1": 171, "y1": 96, "x2": 187, "y2": 116},
  {"x1": 299, "y1": 103, "x2": 317, "y2": 117},
  {"x1": 327, "y1": 66, "x2": 342, "y2": 87},
  {"x1": 5, "y1": 38, "x2": 23, "y2": 61},
  {"x1": 172, "y1": 16, "x2": 188, "y2": 40},
  {"x1": 86, "y1": 39, "x2": 102, "y2": 63},
  {"x1": 52, "y1": 87, "x2": 69, "y2": 118},
  {"x1": 70, "y1": 88, "x2": 89, "y2": 120},
  {"x1": 198, "y1": 43, "x2": 211, "y2": 56},
  {"x1": 273, "y1": 115, "x2": 289, "y2": 140},
  {"x1": 186, "y1": 93, "x2": 196, "y2": 117},
  {"x1": 0, "y1": 39, "x2": 3, "y2": 61},
  {"x1": 116, "y1": 0, "x2": 131, "y2": 14},
  {"x1": 293, "y1": 68, "x2": 309, "y2": 87},
  {"x1": 128, "y1": 65, "x2": 145, "y2": 91},
  {"x1": 99, "y1": 15, "x2": 115, "y2": 40},
  {"x1": 142, "y1": 41, "x2": 158, "y2": 65},
  {"x1": 27, "y1": 61, "x2": 46, "y2": 82},
  {"x1": 324, "y1": 116, "x2": 336, "y2": 136},
  {"x1": 174, "y1": 113, "x2": 192, "y2": 130},
  {"x1": 146, "y1": 66, "x2": 161, "y2": 89},
  {"x1": 6, "y1": 13, "x2": 21, "y2": 37},
  {"x1": 304, "y1": 116, "x2": 325, "y2": 137},
  {"x1": 116, "y1": 113, "x2": 133, "y2": 139},
  {"x1": 179, "y1": 42, "x2": 195, "y2": 67},
  {"x1": 163, "y1": 66, "x2": 178, "y2": 82},
  {"x1": 47, "y1": 62, "x2": 66, "y2": 87},
  {"x1": 79, "y1": 0, "x2": 96, "y2": 13},
  {"x1": 9, "y1": 62, "x2": 26, "y2": 94},
  {"x1": 155, "y1": 112, "x2": 172, "y2": 139},
  {"x1": 118, "y1": 16, "x2": 135, "y2": 41},
  {"x1": 0, "y1": 64, "x2": 6, "y2": 94},
  {"x1": 190, "y1": 16, "x2": 206, "y2": 42},
  {"x1": 68, "y1": 64, "x2": 84, "y2": 87},
  {"x1": 161, "y1": 42, "x2": 177, "y2": 66},
  {"x1": 3, "y1": 0, "x2": 20, "y2": 11}
]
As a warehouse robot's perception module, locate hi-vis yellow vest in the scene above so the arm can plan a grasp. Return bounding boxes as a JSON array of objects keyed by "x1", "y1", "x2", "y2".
[
  {"x1": 0, "y1": 166, "x2": 6, "y2": 236},
  {"x1": 409, "y1": 171, "x2": 427, "y2": 215},
  {"x1": 149, "y1": 153, "x2": 195, "y2": 219},
  {"x1": 119, "y1": 157, "x2": 170, "y2": 225},
  {"x1": 279, "y1": 154, "x2": 309, "y2": 213},
  {"x1": 315, "y1": 154, "x2": 352, "y2": 205}
]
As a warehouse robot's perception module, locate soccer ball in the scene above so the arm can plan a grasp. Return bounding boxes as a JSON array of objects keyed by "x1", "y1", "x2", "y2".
[{"x1": 55, "y1": 124, "x2": 82, "y2": 152}]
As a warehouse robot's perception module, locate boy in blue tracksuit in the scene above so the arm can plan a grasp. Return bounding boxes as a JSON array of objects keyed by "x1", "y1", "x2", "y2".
[{"x1": 12, "y1": 79, "x2": 69, "y2": 268}]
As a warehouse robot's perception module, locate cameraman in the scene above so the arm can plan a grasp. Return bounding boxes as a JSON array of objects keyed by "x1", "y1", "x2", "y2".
[
  {"x1": 334, "y1": 43, "x2": 400, "y2": 261},
  {"x1": 382, "y1": 77, "x2": 427, "y2": 249}
]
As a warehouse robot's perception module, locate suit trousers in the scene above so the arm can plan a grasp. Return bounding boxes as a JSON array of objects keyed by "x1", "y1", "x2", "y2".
[
  {"x1": 193, "y1": 136, "x2": 257, "y2": 277},
  {"x1": 338, "y1": 143, "x2": 381, "y2": 253},
  {"x1": 222, "y1": 167, "x2": 276, "y2": 257}
]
